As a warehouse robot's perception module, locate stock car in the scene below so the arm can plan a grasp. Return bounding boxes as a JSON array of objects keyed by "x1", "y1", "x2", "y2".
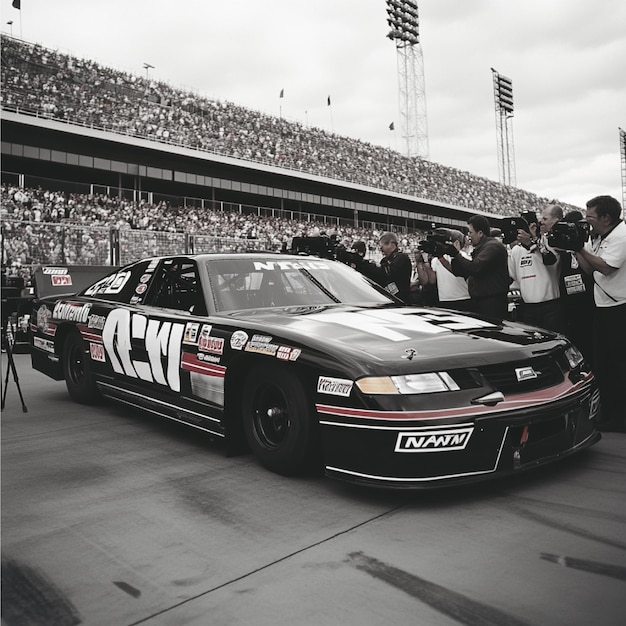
[{"x1": 30, "y1": 253, "x2": 601, "y2": 488}]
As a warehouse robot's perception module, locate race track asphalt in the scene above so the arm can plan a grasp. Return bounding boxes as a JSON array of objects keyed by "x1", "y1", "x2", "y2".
[{"x1": 2, "y1": 353, "x2": 625, "y2": 626}]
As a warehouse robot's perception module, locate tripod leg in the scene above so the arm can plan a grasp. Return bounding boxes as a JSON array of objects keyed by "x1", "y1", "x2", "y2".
[{"x1": 1, "y1": 333, "x2": 28, "y2": 413}]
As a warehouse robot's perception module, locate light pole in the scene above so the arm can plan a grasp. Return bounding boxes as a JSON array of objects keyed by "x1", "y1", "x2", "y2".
[
  {"x1": 385, "y1": 0, "x2": 429, "y2": 159},
  {"x1": 143, "y1": 62, "x2": 154, "y2": 80},
  {"x1": 7, "y1": 21, "x2": 13, "y2": 36}
]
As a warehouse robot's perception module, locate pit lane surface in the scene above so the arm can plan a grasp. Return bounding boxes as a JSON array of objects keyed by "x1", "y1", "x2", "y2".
[{"x1": 2, "y1": 353, "x2": 625, "y2": 626}]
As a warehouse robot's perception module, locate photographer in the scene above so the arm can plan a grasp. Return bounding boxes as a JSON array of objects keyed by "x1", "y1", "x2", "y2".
[
  {"x1": 415, "y1": 229, "x2": 471, "y2": 312},
  {"x1": 553, "y1": 210, "x2": 594, "y2": 365},
  {"x1": 507, "y1": 204, "x2": 563, "y2": 333},
  {"x1": 574, "y1": 195, "x2": 626, "y2": 432},
  {"x1": 360, "y1": 233, "x2": 412, "y2": 304},
  {"x1": 444, "y1": 215, "x2": 510, "y2": 320},
  {"x1": 347, "y1": 240, "x2": 380, "y2": 283}
]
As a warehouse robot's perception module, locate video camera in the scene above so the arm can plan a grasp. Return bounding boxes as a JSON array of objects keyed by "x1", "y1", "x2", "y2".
[
  {"x1": 500, "y1": 210, "x2": 538, "y2": 245},
  {"x1": 547, "y1": 220, "x2": 590, "y2": 251},
  {"x1": 288, "y1": 236, "x2": 361, "y2": 265},
  {"x1": 418, "y1": 233, "x2": 456, "y2": 258}
]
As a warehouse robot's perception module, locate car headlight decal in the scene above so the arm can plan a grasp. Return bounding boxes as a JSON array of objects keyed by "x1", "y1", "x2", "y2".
[{"x1": 356, "y1": 372, "x2": 460, "y2": 395}]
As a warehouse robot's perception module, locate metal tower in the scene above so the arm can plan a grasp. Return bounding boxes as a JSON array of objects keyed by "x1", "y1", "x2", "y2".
[
  {"x1": 491, "y1": 68, "x2": 516, "y2": 187},
  {"x1": 619, "y1": 128, "x2": 626, "y2": 219},
  {"x1": 385, "y1": 0, "x2": 429, "y2": 159}
]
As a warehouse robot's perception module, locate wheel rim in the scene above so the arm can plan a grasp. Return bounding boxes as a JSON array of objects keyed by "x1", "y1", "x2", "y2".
[
  {"x1": 67, "y1": 342, "x2": 86, "y2": 385},
  {"x1": 252, "y1": 384, "x2": 291, "y2": 449}
]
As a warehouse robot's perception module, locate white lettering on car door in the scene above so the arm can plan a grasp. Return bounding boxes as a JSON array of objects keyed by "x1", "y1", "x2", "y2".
[{"x1": 102, "y1": 308, "x2": 185, "y2": 392}]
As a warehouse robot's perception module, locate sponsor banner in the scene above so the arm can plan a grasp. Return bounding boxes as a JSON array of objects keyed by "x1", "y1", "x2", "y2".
[
  {"x1": 317, "y1": 376, "x2": 353, "y2": 397},
  {"x1": 395, "y1": 426, "x2": 474, "y2": 453}
]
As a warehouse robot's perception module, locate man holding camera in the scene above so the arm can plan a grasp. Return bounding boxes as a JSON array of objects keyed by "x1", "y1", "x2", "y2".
[
  {"x1": 507, "y1": 204, "x2": 564, "y2": 333},
  {"x1": 444, "y1": 215, "x2": 510, "y2": 320},
  {"x1": 574, "y1": 195, "x2": 626, "y2": 432},
  {"x1": 415, "y1": 229, "x2": 471, "y2": 312}
]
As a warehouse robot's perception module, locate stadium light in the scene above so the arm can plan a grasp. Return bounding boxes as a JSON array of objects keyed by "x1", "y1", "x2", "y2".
[
  {"x1": 143, "y1": 62, "x2": 154, "y2": 79},
  {"x1": 385, "y1": 0, "x2": 420, "y2": 45}
]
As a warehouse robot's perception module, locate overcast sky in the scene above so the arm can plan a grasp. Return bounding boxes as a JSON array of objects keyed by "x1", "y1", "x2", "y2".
[{"x1": 3, "y1": 0, "x2": 625, "y2": 209}]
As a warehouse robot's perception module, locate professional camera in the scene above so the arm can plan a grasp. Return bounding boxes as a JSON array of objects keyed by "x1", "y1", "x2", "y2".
[
  {"x1": 288, "y1": 236, "x2": 361, "y2": 265},
  {"x1": 547, "y1": 220, "x2": 590, "y2": 251},
  {"x1": 500, "y1": 211, "x2": 537, "y2": 245},
  {"x1": 418, "y1": 233, "x2": 456, "y2": 257}
]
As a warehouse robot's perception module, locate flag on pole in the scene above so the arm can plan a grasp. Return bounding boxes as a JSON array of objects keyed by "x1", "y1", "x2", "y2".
[
  {"x1": 279, "y1": 88, "x2": 284, "y2": 98},
  {"x1": 327, "y1": 95, "x2": 331, "y2": 106},
  {"x1": 389, "y1": 122, "x2": 395, "y2": 131},
  {"x1": 12, "y1": 0, "x2": 21, "y2": 8}
]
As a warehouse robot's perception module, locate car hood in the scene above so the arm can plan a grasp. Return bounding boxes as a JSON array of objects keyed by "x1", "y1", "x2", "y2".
[{"x1": 227, "y1": 305, "x2": 562, "y2": 373}]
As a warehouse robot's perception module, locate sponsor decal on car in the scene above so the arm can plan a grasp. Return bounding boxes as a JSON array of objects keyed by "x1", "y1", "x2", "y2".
[
  {"x1": 42, "y1": 267, "x2": 69, "y2": 275},
  {"x1": 199, "y1": 335, "x2": 224, "y2": 355},
  {"x1": 184, "y1": 322, "x2": 201, "y2": 344},
  {"x1": 253, "y1": 260, "x2": 331, "y2": 271},
  {"x1": 87, "y1": 314, "x2": 106, "y2": 330},
  {"x1": 276, "y1": 346, "x2": 301, "y2": 361},
  {"x1": 36, "y1": 304, "x2": 51, "y2": 332},
  {"x1": 134, "y1": 283, "x2": 147, "y2": 295},
  {"x1": 230, "y1": 330, "x2": 249, "y2": 350},
  {"x1": 53, "y1": 302, "x2": 92, "y2": 324},
  {"x1": 102, "y1": 308, "x2": 185, "y2": 392},
  {"x1": 317, "y1": 376, "x2": 353, "y2": 397},
  {"x1": 51, "y1": 275, "x2": 72, "y2": 286},
  {"x1": 83, "y1": 271, "x2": 131, "y2": 296},
  {"x1": 394, "y1": 426, "x2": 474, "y2": 453},
  {"x1": 244, "y1": 335, "x2": 279, "y2": 356},
  {"x1": 89, "y1": 343, "x2": 106, "y2": 362},
  {"x1": 198, "y1": 352, "x2": 221, "y2": 364},
  {"x1": 33, "y1": 336, "x2": 55, "y2": 353}
]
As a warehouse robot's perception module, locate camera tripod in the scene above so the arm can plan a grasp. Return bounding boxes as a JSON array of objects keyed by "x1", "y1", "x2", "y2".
[{"x1": 1, "y1": 320, "x2": 28, "y2": 412}]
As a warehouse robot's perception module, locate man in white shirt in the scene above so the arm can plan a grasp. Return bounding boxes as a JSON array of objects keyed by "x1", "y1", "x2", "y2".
[
  {"x1": 415, "y1": 229, "x2": 471, "y2": 312},
  {"x1": 507, "y1": 204, "x2": 563, "y2": 332},
  {"x1": 575, "y1": 195, "x2": 626, "y2": 432}
]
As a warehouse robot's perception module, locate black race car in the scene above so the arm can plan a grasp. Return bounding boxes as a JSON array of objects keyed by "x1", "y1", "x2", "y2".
[{"x1": 30, "y1": 253, "x2": 601, "y2": 488}]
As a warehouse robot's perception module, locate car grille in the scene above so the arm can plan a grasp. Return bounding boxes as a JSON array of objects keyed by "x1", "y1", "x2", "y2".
[
  {"x1": 478, "y1": 355, "x2": 564, "y2": 394},
  {"x1": 447, "y1": 354, "x2": 565, "y2": 394}
]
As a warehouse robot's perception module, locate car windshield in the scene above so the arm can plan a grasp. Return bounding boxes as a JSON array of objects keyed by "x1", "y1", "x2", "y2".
[{"x1": 205, "y1": 257, "x2": 395, "y2": 312}]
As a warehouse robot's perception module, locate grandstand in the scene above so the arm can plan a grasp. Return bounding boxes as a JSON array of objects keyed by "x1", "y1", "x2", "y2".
[{"x1": 1, "y1": 35, "x2": 579, "y2": 278}]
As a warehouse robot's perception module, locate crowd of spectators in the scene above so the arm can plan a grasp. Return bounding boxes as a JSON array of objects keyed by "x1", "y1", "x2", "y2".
[
  {"x1": 1, "y1": 184, "x2": 431, "y2": 274},
  {"x1": 1, "y1": 36, "x2": 579, "y2": 216}
]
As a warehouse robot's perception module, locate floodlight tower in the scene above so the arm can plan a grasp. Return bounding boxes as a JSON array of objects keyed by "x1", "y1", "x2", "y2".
[
  {"x1": 619, "y1": 128, "x2": 626, "y2": 219},
  {"x1": 385, "y1": 0, "x2": 429, "y2": 159},
  {"x1": 491, "y1": 68, "x2": 516, "y2": 187}
]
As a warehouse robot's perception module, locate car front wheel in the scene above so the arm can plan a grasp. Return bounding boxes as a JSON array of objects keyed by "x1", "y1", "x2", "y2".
[{"x1": 242, "y1": 364, "x2": 318, "y2": 475}]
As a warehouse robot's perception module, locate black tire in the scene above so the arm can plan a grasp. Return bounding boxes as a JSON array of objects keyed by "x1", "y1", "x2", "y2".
[
  {"x1": 242, "y1": 364, "x2": 318, "y2": 475},
  {"x1": 63, "y1": 330, "x2": 100, "y2": 404}
]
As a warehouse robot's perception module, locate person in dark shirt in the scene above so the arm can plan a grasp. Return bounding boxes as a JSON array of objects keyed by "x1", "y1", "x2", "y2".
[
  {"x1": 358, "y1": 233, "x2": 412, "y2": 304},
  {"x1": 442, "y1": 215, "x2": 510, "y2": 320},
  {"x1": 557, "y1": 210, "x2": 595, "y2": 366}
]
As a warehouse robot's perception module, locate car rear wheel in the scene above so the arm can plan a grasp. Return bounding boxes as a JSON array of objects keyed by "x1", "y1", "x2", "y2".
[
  {"x1": 242, "y1": 364, "x2": 318, "y2": 475},
  {"x1": 63, "y1": 330, "x2": 99, "y2": 404}
]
